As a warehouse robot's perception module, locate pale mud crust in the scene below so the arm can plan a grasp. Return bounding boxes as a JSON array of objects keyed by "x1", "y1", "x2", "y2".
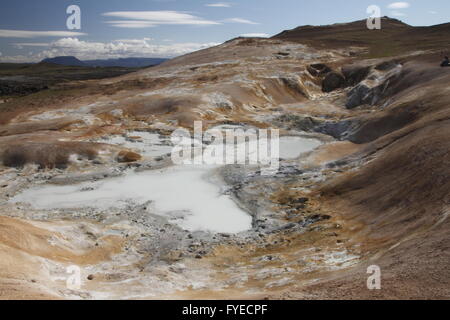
[{"x1": 0, "y1": 34, "x2": 449, "y2": 299}]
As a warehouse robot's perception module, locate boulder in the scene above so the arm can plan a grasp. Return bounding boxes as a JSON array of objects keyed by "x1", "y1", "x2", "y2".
[
  {"x1": 342, "y1": 65, "x2": 371, "y2": 86},
  {"x1": 117, "y1": 150, "x2": 142, "y2": 163},
  {"x1": 307, "y1": 63, "x2": 332, "y2": 77},
  {"x1": 322, "y1": 72, "x2": 346, "y2": 92},
  {"x1": 346, "y1": 84, "x2": 372, "y2": 109},
  {"x1": 346, "y1": 79, "x2": 392, "y2": 109}
]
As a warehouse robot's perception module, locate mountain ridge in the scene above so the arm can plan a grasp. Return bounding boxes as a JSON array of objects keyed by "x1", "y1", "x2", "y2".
[
  {"x1": 272, "y1": 16, "x2": 450, "y2": 57},
  {"x1": 41, "y1": 56, "x2": 169, "y2": 68}
]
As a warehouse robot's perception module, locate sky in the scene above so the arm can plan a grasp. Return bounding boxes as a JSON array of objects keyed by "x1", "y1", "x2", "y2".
[{"x1": 0, "y1": 0, "x2": 448, "y2": 62}]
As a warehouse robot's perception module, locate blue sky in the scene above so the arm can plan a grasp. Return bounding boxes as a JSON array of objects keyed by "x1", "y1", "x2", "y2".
[{"x1": 0, "y1": 0, "x2": 448, "y2": 62}]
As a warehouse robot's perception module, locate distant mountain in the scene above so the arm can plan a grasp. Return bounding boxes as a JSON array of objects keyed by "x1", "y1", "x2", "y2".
[
  {"x1": 41, "y1": 56, "x2": 86, "y2": 67},
  {"x1": 41, "y1": 56, "x2": 168, "y2": 68},
  {"x1": 84, "y1": 58, "x2": 168, "y2": 68}
]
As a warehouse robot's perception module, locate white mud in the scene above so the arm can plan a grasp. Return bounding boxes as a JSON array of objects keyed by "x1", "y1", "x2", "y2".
[
  {"x1": 11, "y1": 130, "x2": 323, "y2": 234},
  {"x1": 11, "y1": 165, "x2": 252, "y2": 234},
  {"x1": 96, "y1": 131, "x2": 174, "y2": 158}
]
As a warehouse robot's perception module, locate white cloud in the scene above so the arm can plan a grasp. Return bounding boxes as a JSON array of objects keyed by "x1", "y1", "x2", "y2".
[
  {"x1": 0, "y1": 37, "x2": 220, "y2": 62},
  {"x1": 105, "y1": 21, "x2": 158, "y2": 28},
  {"x1": 387, "y1": 2, "x2": 410, "y2": 9},
  {"x1": 102, "y1": 11, "x2": 220, "y2": 28},
  {"x1": 206, "y1": 3, "x2": 231, "y2": 7},
  {"x1": 0, "y1": 29, "x2": 87, "y2": 38},
  {"x1": 429, "y1": 11, "x2": 437, "y2": 14},
  {"x1": 240, "y1": 33, "x2": 270, "y2": 38},
  {"x1": 13, "y1": 43, "x2": 50, "y2": 48},
  {"x1": 113, "y1": 38, "x2": 152, "y2": 44},
  {"x1": 224, "y1": 18, "x2": 259, "y2": 25}
]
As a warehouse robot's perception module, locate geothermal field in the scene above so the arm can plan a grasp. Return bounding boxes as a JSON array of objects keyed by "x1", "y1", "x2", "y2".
[{"x1": 0, "y1": 16, "x2": 449, "y2": 300}]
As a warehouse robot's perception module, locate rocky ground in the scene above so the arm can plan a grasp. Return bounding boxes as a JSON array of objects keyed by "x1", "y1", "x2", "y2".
[{"x1": 0, "y1": 18, "x2": 449, "y2": 300}]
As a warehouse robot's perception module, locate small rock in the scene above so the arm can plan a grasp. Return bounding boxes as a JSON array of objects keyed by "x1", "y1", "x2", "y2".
[
  {"x1": 327, "y1": 232, "x2": 338, "y2": 237},
  {"x1": 293, "y1": 197, "x2": 309, "y2": 204},
  {"x1": 116, "y1": 150, "x2": 142, "y2": 163},
  {"x1": 278, "y1": 223, "x2": 297, "y2": 231}
]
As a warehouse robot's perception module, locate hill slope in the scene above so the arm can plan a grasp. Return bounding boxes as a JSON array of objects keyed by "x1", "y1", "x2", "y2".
[{"x1": 273, "y1": 17, "x2": 450, "y2": 57}]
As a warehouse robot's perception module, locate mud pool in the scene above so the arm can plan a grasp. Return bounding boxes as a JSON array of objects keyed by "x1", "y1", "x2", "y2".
[{"x1": 11, "y1": 132, "x2": 323, "y2": 234}]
